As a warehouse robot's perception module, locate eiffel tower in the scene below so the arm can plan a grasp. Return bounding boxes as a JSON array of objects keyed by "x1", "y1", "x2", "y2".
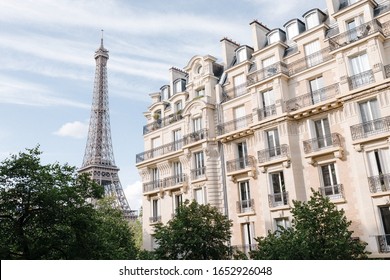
[{"x1": 78, "y1": 33, "x2": 136, "y2": 220}]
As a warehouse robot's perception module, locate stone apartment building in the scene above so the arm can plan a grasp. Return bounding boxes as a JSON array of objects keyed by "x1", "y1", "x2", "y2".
[{"x1": 136, "y1": 0, "x2": 390, "y2": 258}]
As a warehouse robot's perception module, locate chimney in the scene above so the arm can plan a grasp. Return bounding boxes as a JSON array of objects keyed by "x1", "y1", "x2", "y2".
[
  {"x1": 250, "y1": 20, "x2": 270, "y2": 51},
  {"x1": 220, "y1": 37, "x2": 240, "y2": 68}
]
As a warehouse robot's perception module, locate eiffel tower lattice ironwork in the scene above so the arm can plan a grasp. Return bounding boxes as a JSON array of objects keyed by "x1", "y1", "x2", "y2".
[{"x1": 78, "y1": 35, "x2": 136, "y2": 220}]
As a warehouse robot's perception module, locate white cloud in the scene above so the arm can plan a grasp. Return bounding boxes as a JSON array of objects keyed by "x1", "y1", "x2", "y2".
[
  {"x1": 54, "y1": 121, "x2": 89, "y2": 139},
  {"x1": 124, "y1": 181, "x2": 142, "y2": 213}
]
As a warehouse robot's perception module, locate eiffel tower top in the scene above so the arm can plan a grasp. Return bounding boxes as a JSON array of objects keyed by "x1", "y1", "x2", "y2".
[{"x1": 95, "y1": 29, "x2": 109, "y2": 59}]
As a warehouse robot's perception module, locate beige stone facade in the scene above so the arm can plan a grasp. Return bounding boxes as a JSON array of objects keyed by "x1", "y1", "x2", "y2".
[{"x1": 136, "y1": 0, "x2": 390, "y2": 258}]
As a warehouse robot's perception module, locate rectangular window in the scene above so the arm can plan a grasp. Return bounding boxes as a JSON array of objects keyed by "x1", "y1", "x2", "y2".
[
  {"x1": 262, "y1": 56, "x2": 277, "y2": 77},
  {"x1": 237, "y1": 141, "x2": 248, "y2": 169},
  {"x1": 367, "y1": 148, "x2": 390, "y2": 192},
  {"x1": 238, "y1": 181, "x2": 251, "y2": 212},
  {"x1": 173, "y1": 161, "x2": 183, "y2": 184},
  {"x1": 309, "y1": 76, "x2": 325, "y2": 104},
  {"x1": 268, "y1": 32, "x2": 280, "y2": 44},
  {"x1": 151, "y1": 137, "x2": 161, "y2": 157},
  {"x1": 233, "y1": 73, "x2": 246, "y2": 97},
  {"x1": 151, "y1": 168, "x2": 159, "y2": 188},
  {"x1": 234, "y1": 105, "x2": 247, "y2": 130},
  {"x1": 192, "y1": 117, "x2": 202, "y2": 132},
  {"x1": 349, "y1": 53, "x2": 372, "y2": 88},
  {"x1": 286, "y1": 23, "x2": 298, "y2": 41},
  {"x1": 305, "y1": 12, "x2": 319, "y2": 30},
  {"x1": 195, "y1": 88, "x2": 205, "y2": 97},
  {"x1": 173, "y1": 193, "x2": 183, "y2": 213},
  {"x1": 175, "y1": 101, "x2": 182, "y2": 112},
  {"x1": 259, "y1": 89, "x2": 276, "y2": 120},
  {"x1": 320, "y1": 163, "x2": 342, "y2": 199},
  {"x1": 359, "y1": 99, "x2": 380, "y2": 133},
  {"x1": 173, "y1": 129, "x2": 182, "y2": 151},
  {"x1": 270, "y1": 171, "x2": 287, "y2": 206},
  {"x1": 193, "y1": 151, "x2": 205, "y2": 179},
  {"x1": 194, "y1": 188, "x2": 205, "y2": 205},
  {"x1": 304, "y1": 40, "x2": 321, "y2": 67},
  {"x1": 241, "y1": 223, "x2": 255, "y2": 253},
  {"x1": 274, "y1": 217, "x2": 291, "y2": 232},
  {"x1": 314, "y1": 118, "x2": 331, "y2": 149},
  {"x1": 379, "y1": 206, "x2": 390, "y2": 247},
  {"x1": 151, "y1": 199, "x2": 160, "y2": 223},
  {"x1": 266, "y1": 129, "x2": 280, "y2": 158}
]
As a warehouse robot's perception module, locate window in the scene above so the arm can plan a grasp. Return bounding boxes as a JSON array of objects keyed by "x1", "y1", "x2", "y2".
[
  {"x1": 173, "y1": 129, "x2": 182, "y2": 150},
  {"x1": 359, "y1": 99, "x2": 380, "y2": 133},
  {"x1": 234, "y1": 105, "x2": 247, "y2": 130},
  {"x1": 260, "y1": 89, "x2": 276, "y2": 119},
  {"x1": 286, "y1": 22, "x2": 299, "y2": 41},
  {"x1": 309, "y1": 76, "x2": 325, "y2": 104},
  {"x1": 313, "y1": 118, "x2": 331, "y2": 149},
  {"x1": 195, "y1": 88, "x2": 205, "y2": 97},
  {"x1": 320, "y1": 163, "x2": 342, "y2": 199},
  {"x1": 238, "y1": 181, "x2": 252, "y2": 212},
  {"x1": 346, "y1": 15, "x2": 364, "y2": 42},
  {"x1": 304, "y1": 40, "x2": 322, "y2": 68},
  {"x1": 174, "y1": 101, "x2": 183, "y2": 113},
  {"x1": 274, "y1": 217, "x2": 291, "y2": 232},
  {"x1": 173, "y1": 161, "x2": 183, "y2": 184},
  {"x1": 196, "y1": 65, "x2": 203, "y2": 74},
  {"x1": 233, "y1": 73, "x2": 246, "y2": 97},
  {"x1": 349, "y1": 53, "x2": 372, "y2": 88},
  {"x1": 161, "y1": 86, "x2": 170, "y2": 101},
  {"x1": 367, "y1": 148, "x2": 390, "y2": 192},
  {"x1": 262, "y1": 56, "x2": 276, "y2": 76},
  {"x1": 270, "y1": 171, "x2": 287, "y2": 206},
  {"x1": 151, "y1": 198, "x2": 160, "y2": 223},
  {"x1": 379, "y1": 206, "x2": 390, "y2": 248},
  {"x1": 173, "y1": 193, "x2": 183, "y2": 213},
  {"x1": 268, "y1": 31, "x2": 280, "y2": 44},
  {"x1": 237, "y1": 48, "x2": 247, "y2": 63},
  {"x1": 237, "y1": 141, "x2": 248, "y2": 169},
  {"x1": 305, "y1": 12, "x2": 319, "y2": 30},
  {"x1": 151, "y1": 137, "x2": 161, "y2": 157},
  {"x1": 193, "y1": 151, "x2": 205, "y2": 179},
  {"x1": 192, "y1": 117, "x2": 202, "y2": 133},
  {"x1": 266, "y1": 129, "x2": 281, "y2": 158},
  {"x1": 241, "y1": 223, "x2": 255, "y2": 253},
  {"x1": 151, "y1": 167, "x2": 159, "y2": 187},
  {"x1": 174, "y1": 79, "x2": 186, "y2": 93},
  {"x1": 194, "y1": 187, "x2": 205, "y2": 204}
]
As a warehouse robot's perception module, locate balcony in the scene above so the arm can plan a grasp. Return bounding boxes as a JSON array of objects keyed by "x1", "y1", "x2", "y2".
[
  {"x1": 136, "y1": 139, "x2": 183, "y2": 163},
  {"x1": 375, "y1": 235, "x2": 390, "y2": 253},
  {"x1": 143, "y1": 180, "x2": 162, "y2": 193},
  {"x1": 183, "y1": 129, "x2": 208, "y2": 146},
  {"x1": 347, "y1": 69, "x2": 375, "y2": 90},
  {"x1": 191, "y1": 166, "x2": 206, "y2": 180},
  {"x1": 149, "y1": 216, "x2": 161, "y2": 223},
  {"x1": 303, "y1": 133, "x2": 342, "y2": 154},
  {"x1": 285, "y1": 84, "x2": 339, "y2": 112},
  {"x1": 258, "y1": 144, "x2": 290, "y2": 164},
  {"x1": 221, "y1": 83, "x2": 248, "y2": 101},
  {"x1": 329, "y1": 19, "x2": 383, "y2": 51},
  {"x1": 143, "y1": 175, "x2": 187, "y2": 193},
  {"x1": 288, "y1": 47, "x2": 333, "y2": 76},
  {"x1": 257, "y1": 104, "x2": 276, "y2": 121},
  {"x1": 268, "y1": 192, "x2": 289, "y2": 208},
  {"x1": 226, "y1": 156, "x2": 256, "y2": 173},
  {"x1": 368, "y1": 173, "x2": 390, "y2": 193},
  {"x1": 350, "y1": 116, "x2": 390, "y2": 141},
  {"x1": 319, "y1": 184, "x2": 344, "y2": 200},
  {"x1": 247, "y1": 62, "x2": 289, "y2": 87},
  {"x1": 143, "y1": 113, "x2": 183, "y2": 135},
  {"x1": 217, "y1": 114, "x2": 253, "y2": 136},
  {"x1": 236, "y1": 199, "x2": 255, "y2": 214}
]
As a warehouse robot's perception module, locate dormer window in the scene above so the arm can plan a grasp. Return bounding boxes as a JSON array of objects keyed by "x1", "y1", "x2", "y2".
[
  {"x1": 268, "y1": 31, "x2": 281, "y2": 44},
  {"x1": 174, "y1": 79, "x2": 186, "y2": 94},
  {"x1": 196, "y1": 64, "x2": 203, "y2": 74},
  {"x1": 236, "y1": 47, "x2": 247, "y2": 63},
  {"x1": 161, "y1": 85, "x2": 170, "y2": 101},
  {"x1": 286, "y1": 22, "x2": 299, "y2": 40},
  {"x1": 305, "y1": 12, "x2": 319, "y2": 29}
]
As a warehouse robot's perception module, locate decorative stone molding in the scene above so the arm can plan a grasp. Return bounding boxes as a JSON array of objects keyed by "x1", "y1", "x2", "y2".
[{"x1": 353, "y1": 144, "x2": 364, "y2": 152}]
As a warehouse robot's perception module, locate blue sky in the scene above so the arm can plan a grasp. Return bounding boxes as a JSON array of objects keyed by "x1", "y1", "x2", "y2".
[{"x1": 0, "y1": 0, "x2": 324, "y2": 211}]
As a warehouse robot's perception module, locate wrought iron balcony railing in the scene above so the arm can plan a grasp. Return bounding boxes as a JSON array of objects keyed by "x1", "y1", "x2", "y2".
[
  {"x1": 217, "y1": 114, "x2": 253, "y2": 136},
  {"x1": 143, "y1": 174, "x2": 187, "y2": 193},
  {"x1": 347, "y1": 69, "x2": 375, "y2": 90},
  {"x1": 183, "y1": 129, "x2": 208, "y2": 145},
  {"x1": 258, "y1": 144, "x2": 289, "y2": 164},
  {"x1": 191, "y1": 166, "x2": 206, "y2": 180},
  {"x1": 236, "y1": 199, "x2": 255, "y2": 214},
  {"x1": 338, "y1": 0, "x2": 358, "y2": 11},
  {"x1": 375, "y1": 235, "x2": 390, "y2": 253},
  {"x1": 329, "y1": 19, "x2": 383, "y2": 51},
  {"x1": 368, "y1": 173, "x2": 390, "y2": 193},
  {"x1": 143, "y1": 113, "x2": 183, "y2": 135},
  {"x1": 350, "y1": 116, "x2": 390, "y2": 141},
  {"x1": 268, "y1": 191, "x2": 289, "y2": 208},
  {"x1": 284, "y1": 83, "x2": 339, "y2": 112},
  {"x1": 247, "y1": 62, "x2": 289, "y2": 86},
  {"x1": 385, "y1": 64, "x2": 390, "y2": 78},
  {"x1": 319, "y1": 184, "x2": 344, "y2": 199},
  {"x1": 221, "y1": 83, "x2": 248, "y2": 101},
  {"x1": 136, "y1": 139, "x2": 184, "y2": 163},
  {"x1": 288, "y1": 47, "x2": 333, "y2": 76},
  {"x1": 230, "y1": 244, "x2": 258, "y2": 256},
  {"x1": 257, "y1": 104, "x2": 276, "y2": 121},
  {"x1": 149, "y1": 216, "x2": 162, "y2": 223},
  {"x1": 226, "y1": 156, "x2": 256, "y2": 173},
  {"x1": 303, "y1": 133, "x2": 342, "y2": 154}
]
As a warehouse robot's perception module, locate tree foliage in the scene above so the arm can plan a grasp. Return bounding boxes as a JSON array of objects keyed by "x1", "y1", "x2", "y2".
[
  {"x1": 0, "y1": 147, "x2": 138, "y2": 259},
  {"x1": 153, "y1": 200, "x2": 232, "y2": 260},
  {"x1": 250, "y1": 190, "x2": 369, "y2": 260}
]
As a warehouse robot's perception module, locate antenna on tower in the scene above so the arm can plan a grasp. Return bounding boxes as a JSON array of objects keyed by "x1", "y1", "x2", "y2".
[{"x1": 101, "y1": 29, "x2": 104, "y2": 47}]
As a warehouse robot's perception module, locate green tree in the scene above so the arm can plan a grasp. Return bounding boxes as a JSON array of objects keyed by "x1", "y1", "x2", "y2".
[
  {"x1": 250, "y1": 190, "x2": 369, "y2": 260},
  {"x1": 153, "y1": 200, "x2": 232, "y2": 260},
  {"x1": 0, "y1": 147, "x2": 138, "y2": 259}
]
